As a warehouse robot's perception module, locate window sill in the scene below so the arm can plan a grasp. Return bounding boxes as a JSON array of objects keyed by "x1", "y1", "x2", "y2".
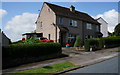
[
  {"x1": 69, "y1": 26, "x2": 78, "y2": 28},
  {"x1": 87, "y1": 29, "x2": 92, "y2": 30}
]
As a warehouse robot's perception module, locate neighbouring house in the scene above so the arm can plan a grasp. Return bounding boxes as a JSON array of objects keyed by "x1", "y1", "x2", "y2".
[
  {"x1": 0, "y1": 29, "x2": 1, "y2": 45},
  {"x1": 36, "y1": 2, "x2": 102, "y2": 46},
  {"x1": 97, "y1": 17, "x2": 108, "y2": 37},
  {"x1": 1, "y1": 29, "x2": 11, "y2": 45}
]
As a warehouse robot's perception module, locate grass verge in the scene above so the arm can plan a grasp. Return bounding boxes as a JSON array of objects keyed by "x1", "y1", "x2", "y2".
[
  {"x1": 111, "y1": 49, "x2": 120, "y2": 52},
  {"x1": 4, "y1": 62, "x2": 80, "y2": 75}
]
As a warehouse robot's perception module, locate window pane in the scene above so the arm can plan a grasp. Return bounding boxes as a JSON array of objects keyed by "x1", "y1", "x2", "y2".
[
  {"x1": 59, "y1": 17, "x2": 63, "y2": 25},
  {"x1": 74, "y1": 21, "x2": 77, "y2": 26},
  {"x1": 96, "y1": 25, "x2": 99, "y2": 31},
  {"x1": 87, "y1": 23, "x2": 92, "y2": 29},
  {"x1": 69, "y1": 20, "x2": 72, "y2": 26}
]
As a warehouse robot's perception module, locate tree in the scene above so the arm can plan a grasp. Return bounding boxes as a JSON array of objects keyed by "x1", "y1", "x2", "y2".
[
  {"x1": 74, "y1": 36, "x2": 81, "y2": 47},
  {"x1": 114, "y1": 23, "x2": 120, "y2": 36}
]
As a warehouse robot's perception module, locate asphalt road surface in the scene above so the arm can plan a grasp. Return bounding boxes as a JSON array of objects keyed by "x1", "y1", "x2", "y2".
[{"x1": 70, "y1": 56, "x2": 119, "y2": 73}]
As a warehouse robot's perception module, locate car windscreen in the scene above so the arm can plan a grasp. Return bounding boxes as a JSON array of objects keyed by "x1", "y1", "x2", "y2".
[{"x1": 40, "y1": 37, "x2": 47, "y2": 40}]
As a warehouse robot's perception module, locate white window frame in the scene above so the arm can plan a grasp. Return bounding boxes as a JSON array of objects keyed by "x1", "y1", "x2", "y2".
[
  {"x1": 74, "y1": 20, "x2": 77, "y2": 27},
  {"x1": 86, "y1": 23, "x2": 92, "y2": 29},
  {"x1": 68, "y1": 34, "x2": 76, "y2": 42},
  {"x1": 69, "y1": 19, "x2": 77, "y2": 27}
]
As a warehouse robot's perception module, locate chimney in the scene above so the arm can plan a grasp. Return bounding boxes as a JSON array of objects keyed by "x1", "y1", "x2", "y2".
[{"x1": 70, "y1": 5, "x2": 75, "y2": 12}]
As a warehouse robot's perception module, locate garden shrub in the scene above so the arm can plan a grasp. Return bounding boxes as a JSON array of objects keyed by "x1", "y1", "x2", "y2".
[
  {"x1": 74, "y1": 36, "x2": 82, "y2": 47},
  {"x1": 84, "y1": 38, "x2": 100, "y2": 51},
  {"x1": 84, "y1": 39, "x2": 90, "y2": 51},
  {"x1": 26, "y1": 37, "x2": 39, "y2": 43}
]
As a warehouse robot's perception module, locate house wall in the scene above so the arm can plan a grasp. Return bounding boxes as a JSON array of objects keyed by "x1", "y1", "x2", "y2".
[
  {"x1": 56, "y1": 15, "x2": 100, "y2": 40},
  {"x1": 36, "y1": 3, "x2": 60, "y2": 42},
  {"x1": 83, "y1": 22, "x2": 100, "y2": 39},
  {"x1": 56, "y1": 15, "x2": 83, "y2": 39},
  {"x1": 97, "y1": 18, "x2": 108, "y2": 37}
]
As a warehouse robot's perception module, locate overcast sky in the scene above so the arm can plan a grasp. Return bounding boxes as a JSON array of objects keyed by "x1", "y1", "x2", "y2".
[{"x1": 1, "y1": 2, "x2": 119, "y2": 42}]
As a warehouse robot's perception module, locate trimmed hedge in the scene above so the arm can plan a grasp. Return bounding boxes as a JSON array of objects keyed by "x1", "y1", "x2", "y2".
[
  {"x1": 3, "y1": 42, "x2": 61, "y2": 58},
  {"x1": 84, "y1": 37, "x2": 120, "y2": 51},
  {"x1": 2, "y1": 42, "x2": 62, "y2": 69},
  {"x1": 84, "y1": 38, "x2": 100, "y2": 51},
  {"x1": 101, "y1": 37, "x2": 120, "y2": 48}
]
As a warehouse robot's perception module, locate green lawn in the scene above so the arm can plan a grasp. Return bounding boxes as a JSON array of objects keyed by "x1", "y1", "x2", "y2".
[
  {"x1": 111, "y1": 49, "x2": 120, "y2": 52},
  {"x1": 5, "y1": 62, "x2": 79, "y2": 75}
]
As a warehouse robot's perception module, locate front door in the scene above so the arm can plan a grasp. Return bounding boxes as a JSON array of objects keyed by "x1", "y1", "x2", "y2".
[{"x1": 59, "y1": 32, "x2": 66, "y2": 46}]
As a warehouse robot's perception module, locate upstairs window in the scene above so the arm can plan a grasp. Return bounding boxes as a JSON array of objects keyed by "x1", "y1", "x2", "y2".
[
  {"x1": 86, "y1": 23, "x2": 92, "y2": 29},
  {"x1": 69, "y1": 19, "x2": 77, "y2": 27},
  {"x1": 69, "y1": 20, "x2": 72, "y2": 26},
  {"x1": 59, "y1": 17, "x2": 63, "y2": 25},
  {"x1": 74, "y1": 20, "x2": 77, "y2": 27}
]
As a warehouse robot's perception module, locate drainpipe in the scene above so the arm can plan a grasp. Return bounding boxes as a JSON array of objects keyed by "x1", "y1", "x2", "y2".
[
  {"x1": 82, "y1": 21, "x2": 84, "y2": 44},
  {"x1": 55, "y1": 26, "x2": 57, "y2": 42},
  {"x1": 52, "y1": 23, "x2": 57, "y2": 43}
]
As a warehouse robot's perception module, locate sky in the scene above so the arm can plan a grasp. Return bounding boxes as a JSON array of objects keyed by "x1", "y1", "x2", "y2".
[{"x1": 1, "y1": 2, "x2": 119, "y2": 42}]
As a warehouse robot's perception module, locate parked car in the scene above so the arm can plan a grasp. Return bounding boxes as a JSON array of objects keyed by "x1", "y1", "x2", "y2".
[{"x1": 35, "y1": 37, "x2": 54, "y2": 42}]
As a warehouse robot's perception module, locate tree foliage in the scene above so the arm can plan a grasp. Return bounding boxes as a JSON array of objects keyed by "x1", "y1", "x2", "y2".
[{"x1": 114, "y1": 23, "x2": 120, "y2": 36}]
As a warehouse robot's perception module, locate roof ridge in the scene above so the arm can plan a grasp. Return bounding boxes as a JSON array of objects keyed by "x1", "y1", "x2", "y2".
[
  {"x1": 45, "y1": 2, "x2": 89, "y2": 15},
  {"x1": 44, "y1": 2, "x2": 69, "y2": 10}
]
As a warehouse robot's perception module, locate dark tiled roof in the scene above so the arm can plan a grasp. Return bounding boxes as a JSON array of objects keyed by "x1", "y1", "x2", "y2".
[{"x1": 45, "y1": 2, "x2": 100, "y2": 24}]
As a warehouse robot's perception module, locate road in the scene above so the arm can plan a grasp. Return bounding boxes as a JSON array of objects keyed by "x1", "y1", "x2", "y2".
[{"x1": 70, "y1": 56, "x2": 119, "y2": 73}]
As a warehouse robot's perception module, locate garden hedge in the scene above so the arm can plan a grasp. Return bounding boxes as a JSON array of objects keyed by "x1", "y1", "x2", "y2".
[
  {"x1": 84, "y1": 37, "x2": 120, "y2": 51},
  {"x1": 84, "y1": 38, "x2": 100, "y2": 51},
  {"x1": 2, "y1": 42, "x2": 62, "y2": 69},
  {"x1": 101, "y1": 37, "x2": 120, "y2": 48}
]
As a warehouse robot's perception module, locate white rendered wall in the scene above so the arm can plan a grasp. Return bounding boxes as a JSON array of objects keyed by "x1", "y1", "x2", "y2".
[{"x1": 97, "y1": 18, "x2": 108, "y2": 37}]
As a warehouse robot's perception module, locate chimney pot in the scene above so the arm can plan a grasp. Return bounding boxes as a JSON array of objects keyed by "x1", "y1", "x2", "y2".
[{"x1": 70, "y1": 5, "x2": 75, "y2": 12}]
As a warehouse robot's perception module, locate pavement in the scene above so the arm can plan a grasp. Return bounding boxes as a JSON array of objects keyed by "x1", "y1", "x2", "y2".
[{"x1": 2, "y1": 47, "x2": 120, "y2": 74}]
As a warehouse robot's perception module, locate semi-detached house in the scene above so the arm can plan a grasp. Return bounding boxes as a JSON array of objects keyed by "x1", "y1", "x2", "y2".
[{"x1": 36, "y1": 2, "x2": 103, "y2": 46}]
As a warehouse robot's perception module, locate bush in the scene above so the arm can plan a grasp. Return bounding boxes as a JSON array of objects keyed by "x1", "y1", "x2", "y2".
[
  {"x1": 74, "y1": 36, "x2": 81, "y2": 47},
  {"x1": 26, "y1": 37, "x2": 39, "y2": 43},
  {"x1": 2, "y1": 42, "x2": 62, "y2": 68}
]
